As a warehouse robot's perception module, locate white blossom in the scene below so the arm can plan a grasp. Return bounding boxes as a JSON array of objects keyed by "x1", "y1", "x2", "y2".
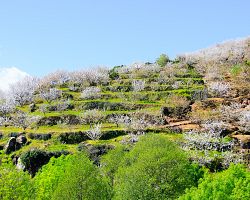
[
  {"x1": 8, "y1": 76, "x2": 39, "y2": 106},
  {"x1": 81, "y1": 87, "x2": 101, "y2": 99},
  {"x1": 132, "y1": 80, "x2": 145, "y2": 92},
  {"x1": 11, "y1": 111, "x2": 41, "y2": 130},
  {"x1": 40, "y1": 88, "x2": 62, "y2": 104},
  {"x1": 86, "y1": 123, "x2": 103, "y2": 140}
]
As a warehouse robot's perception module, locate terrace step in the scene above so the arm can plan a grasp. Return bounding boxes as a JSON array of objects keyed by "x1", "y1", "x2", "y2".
[{"x1": 161, "y1": 120, "x2": 200, "y2": 132}]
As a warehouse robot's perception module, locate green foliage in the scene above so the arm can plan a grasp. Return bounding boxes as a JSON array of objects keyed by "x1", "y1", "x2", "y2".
[
  {"x1": 0, "y1": 164, "x2": 32, "y2": 200},
  {"x1": 113, "y1": 134, "x2": 199, "y2": 200},
  {"x1": 156, "y1": 54, "x2": 169, "y2": 67},
  {"x1": 33, "y1": 155, "x2": 71, "y2": 200},
  {"x1": 245, "y1": 60, "x2": 250, "y2": 66},
  {"x1": 101, "y1": 145, "x2": 128, "y2": 184},
  {"x1": 230, "y1": 65, "x2": 242, "y2": 76},
  {"x1": 20, "y1": 149, "x2": 69, "y2": 176},
  {"x1": 52, "y1": 153, "x2": 112, "y2": 200},
  {"x1": 21, "y1": 149, "x2": 51, "y2": 176},
  {"x1": 179, "y1": 164, "x2": 250, "y2": 200},
  {"x1": 109, "y1": 66, "x2": 122, "y2": 80}
]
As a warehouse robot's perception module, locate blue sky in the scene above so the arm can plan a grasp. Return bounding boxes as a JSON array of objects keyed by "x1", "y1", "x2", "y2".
[{"x1": 0, "y1": 0, "x2": 249, "y2": 77}]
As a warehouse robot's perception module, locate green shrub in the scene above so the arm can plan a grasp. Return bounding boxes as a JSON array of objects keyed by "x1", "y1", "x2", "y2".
[
  {"x1": 0, "y1": 164, "x2": 32, "y2": 200},
  {"x1": 156, "y1": 54, "x2": 169, "y2": 67},
  {"x1": 52, "y1": 153, "x2": 112, "y2": 200},
  {"x1": 20, "y1": 149, "x2": 69, "y2": 176},
  {"x1": 33, "y1": 155, "x2": 70, "y2": 200},
  {"x1": 179, "y1": 164, "x2": 250, "y2": 200},
  {"x1": 231, "y1": 65, "x2": 242, "y2": 76},
  {"x1": 113, "y1": 134, "x2": 200, "y2": 199}
]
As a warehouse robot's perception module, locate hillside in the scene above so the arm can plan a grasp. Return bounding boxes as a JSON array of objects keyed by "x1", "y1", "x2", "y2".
[{"x1": 0, "y1": 37, "x2": 250, "y2": 199}]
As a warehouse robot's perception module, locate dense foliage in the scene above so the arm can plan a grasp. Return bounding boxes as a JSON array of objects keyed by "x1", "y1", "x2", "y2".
[
  {"x1": 180, "y1": 164, "x2": 250, "y2": 200},
  {"x1": 0, "y1": 164, "x2": 32, "y2": 200},
  {"x1": 34, "y1": 153, "x2": 112, "y2": 200},
  {"x1": 102, "y1": 134, "x2": 204, "y2": 199}
]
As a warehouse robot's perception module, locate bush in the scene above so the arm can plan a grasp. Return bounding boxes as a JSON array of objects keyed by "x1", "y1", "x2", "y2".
[
  {"x1": 52, "y1": 153, "x2": 112, "y2": 200},
  {"x1": 58, "y1": 131, "x2": 88, "y2": 144},
  {"x1": 156, "y1": 53, "x2": 169, "y2": 67},
  {"x1": 0, "y1": 164, "x2": 32, "y2": 200},
  {"x1": 113, "y1": 134, "x2": 200, "y2": 199},
  {"x1": 28, "y1": 133, "x2": 52, "y2": 141},
  {"x1": 180, "y1": 164, "x2": 250, "y2": 200},
  {"x1": 33, "y1": 155, "x2": 70, "y2": 200},
  {"x1": 20, "y1": 149, "x2": 69, "y2": 176}
]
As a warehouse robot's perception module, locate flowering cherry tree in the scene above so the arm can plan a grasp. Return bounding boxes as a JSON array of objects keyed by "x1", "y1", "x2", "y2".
[
  {"x1": 40, "y1": 88, "x2": 62, "y2": 104},
  {"x1": 11, "y1": 111, "x2": 41, "y2": 131},
  {"x1": 8, "y1": 76, "x2": 39, "y2": 106}
]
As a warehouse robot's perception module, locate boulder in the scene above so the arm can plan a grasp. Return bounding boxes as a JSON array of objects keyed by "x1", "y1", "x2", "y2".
[
  {"x1": 29, "y1": 103, "x2": 37, "y2": 112},
  {"x1": 4, "y1": 137, "x2": 16, "y2": 154},
  {"x1": 4, "y1": 135, "x2": 28, "y2": 154},
  {"x1": 16, "y1": 135, "x2": 27, "y2": 145}
]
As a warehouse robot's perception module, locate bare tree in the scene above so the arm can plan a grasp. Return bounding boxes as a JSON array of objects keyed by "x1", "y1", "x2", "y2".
[
  {"x1": 208, "y1": 81, "x2": 230, "y2": 97},
  {"x1": 0, "y1": 117, "x2": 9, "y2": 127},
  {"x1": 39, "y1": 104, "x2": 48, "y2": 116},
  {"x1": 39, "y1": 70, "x2": 70, "y2": 87},
  {"x1": 56, "y1": 100, "x2": 71, "y2": 112},
  {"x1": 108, "y1": 114, "x2": 126, "y2": 128},
  {"x1": 84, "y1": 67, "x2": 109, "y2": 86},
  {"x1": 0, "y1": 89, "x2": 5, "y2": 100},
  {"x1": 183, "y1": 120, "x2": 243, "y2": 168}
]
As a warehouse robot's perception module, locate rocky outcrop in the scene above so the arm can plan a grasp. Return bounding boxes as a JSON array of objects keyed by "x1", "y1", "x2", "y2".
[{"x1": 4, "y1": 135, "x2": 28, "y2": 154}]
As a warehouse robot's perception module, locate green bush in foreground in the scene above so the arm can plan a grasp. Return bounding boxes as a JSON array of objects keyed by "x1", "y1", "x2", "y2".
[
  {"x1": 52, "y1": 153, "x2": 112, "y2": 200},
  {"x1": 112, "y1": 134, "x2": 202, "y2": 200},
  {"x1": 0, "y1": 164, "x2": 32, "y2": 200},
  {"x1": 33, "y1": 153, "x2": 112, "y2": 200},
  {"x1": 179, "y1": 164, "x2": 250, "y2": 200}
]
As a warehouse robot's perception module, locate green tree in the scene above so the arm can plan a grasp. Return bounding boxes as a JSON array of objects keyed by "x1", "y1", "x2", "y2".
[
  {"x1": 52, "y1": 153, "x2": 112, "y2": 200},
  {"x1": 156, "y1": 54, "x2": 169, "y2": 67},
  {"x1": 33, "y1": 155, "x2": 70, "y2": 200},
  {"x1": 0, "y1": 164, "x2": 32, "y2": 200},
  {"x1": 179, "y1": 164, "x2": 250, "y2": 200},
  {"x1": 101, "y1": 145, "x2": 127, "y2": 185},
  {"x1": 113, "y1": 134, "x2": 199, "y2": 200}
]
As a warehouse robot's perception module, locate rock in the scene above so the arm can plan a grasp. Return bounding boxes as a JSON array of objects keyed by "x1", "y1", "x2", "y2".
[
  {"x1": 4, "y1": 137, "x2": 16, "y2": 154},
  {"x1": 16, "y1": 157, "x2": 25, "y2": 170},
  {"x1": 231, "y1": 135, "x2": 250, "y2": 149},
  {"x1": 4, "y1": 135, "x2": 28, "y2": 154},
  {"x1": 29, "y1": 103, "x2": 37, "y2": 112},
  {"x1": 16, "y1": 135, "x2": 27, "y2": 145}
]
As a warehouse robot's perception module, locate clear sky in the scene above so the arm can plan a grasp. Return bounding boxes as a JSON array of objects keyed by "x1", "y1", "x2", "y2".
[{"x1": 0, "y1": 0, "x2": 250, "y2": 77}]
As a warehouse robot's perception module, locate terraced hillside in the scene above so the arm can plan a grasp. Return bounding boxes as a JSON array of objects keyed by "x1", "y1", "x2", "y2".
[{"x1": 0, "y1": 37, "x2": 249, "y2": 176}]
